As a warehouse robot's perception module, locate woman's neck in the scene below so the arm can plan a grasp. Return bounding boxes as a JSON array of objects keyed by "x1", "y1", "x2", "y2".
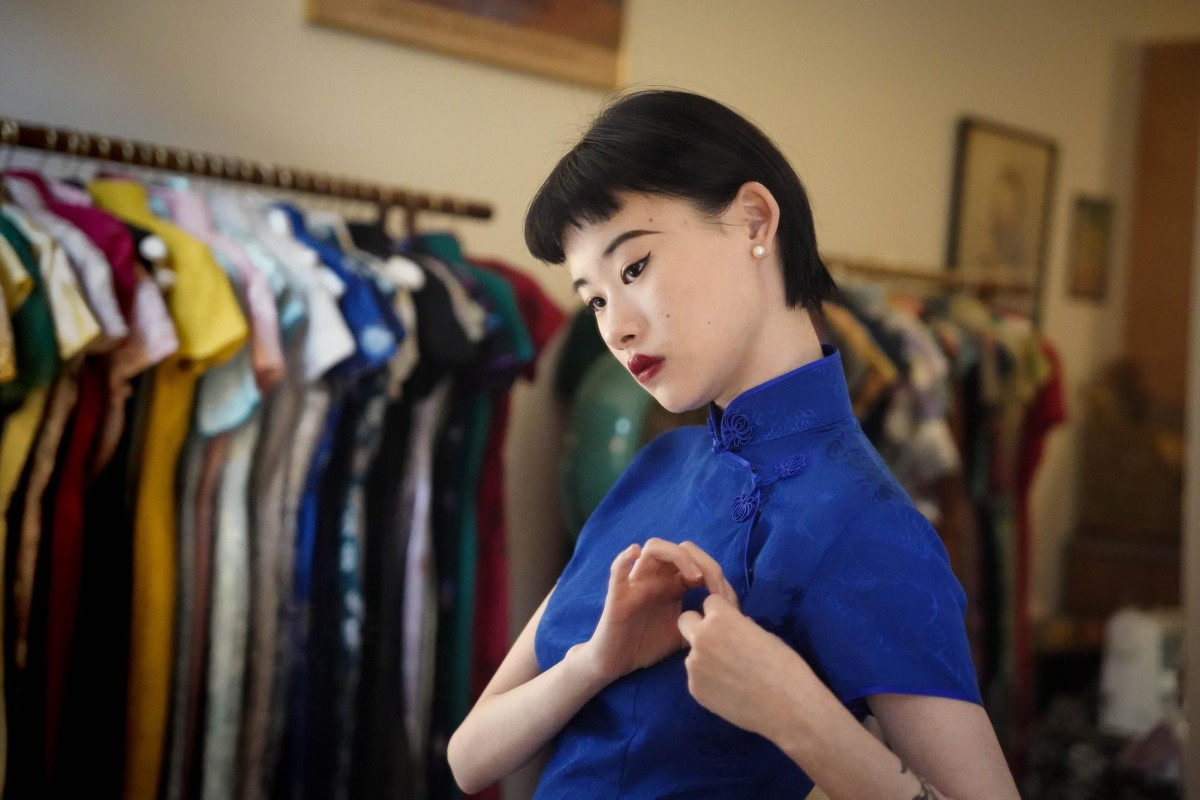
[{"x1": 714, "y1": 307, "x2": 825, "y2": 409}]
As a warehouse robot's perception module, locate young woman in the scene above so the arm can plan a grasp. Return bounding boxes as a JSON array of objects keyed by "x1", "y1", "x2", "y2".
[{"x1": 449, "y1": 90, "x2": 1019, "y2": 799}]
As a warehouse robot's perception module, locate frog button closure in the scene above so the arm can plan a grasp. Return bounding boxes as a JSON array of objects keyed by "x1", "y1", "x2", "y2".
[
  {"x1": 731, "y1": 490, "x2": 760, "y2": 523},
  {"x1": 720, "y1": 412, "x2": 753, "y2": 451}
]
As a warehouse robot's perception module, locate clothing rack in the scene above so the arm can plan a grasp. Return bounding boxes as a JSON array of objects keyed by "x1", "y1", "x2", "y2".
[
  {"x1": 825, "y1": 253, "x2": 1034, "y2": 296},
  {"x1": 0, "y1": 115, "x2": 493, "y2": 232}
]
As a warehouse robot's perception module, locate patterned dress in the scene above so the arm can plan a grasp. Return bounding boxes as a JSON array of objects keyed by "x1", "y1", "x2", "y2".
[{"x1": 535, "y1": 347, "x2": 980, "y2": 799}]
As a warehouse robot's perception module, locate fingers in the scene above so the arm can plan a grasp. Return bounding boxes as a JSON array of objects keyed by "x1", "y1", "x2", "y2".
[
  {"x1": 677, "y1": 609, "x2": 703, "y2": 644},
  {"x1": 678, "y1": 542, "x2": 739, "y2": 609},
  {"x1": 628, "y1": 538, "x2": 739, "y2": 607},
  {"x1": 681, "y1": 594, "x2": 734, "y2": 642},
  {"x1": 680, "y1": 592, "x2": 743, "y2": 648},
  {"x1": 702, "y1": 593, "x2": 734, "y2": 616},
  {"x1": 628, "y1": 537, "x2": 702, "y2": 584},
  {"x1": 607, "y1": 543, "x2": 641, "y2": 594}
]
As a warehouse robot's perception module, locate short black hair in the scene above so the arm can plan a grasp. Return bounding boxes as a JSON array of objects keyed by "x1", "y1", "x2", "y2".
[{"x1": 524, "y1": 89, "x2": 834, "y2": 312}]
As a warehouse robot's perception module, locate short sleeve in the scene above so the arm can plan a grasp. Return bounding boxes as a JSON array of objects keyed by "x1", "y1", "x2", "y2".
[{"x1": 797, "y1": 502, "x2": 981, "y2": 712}]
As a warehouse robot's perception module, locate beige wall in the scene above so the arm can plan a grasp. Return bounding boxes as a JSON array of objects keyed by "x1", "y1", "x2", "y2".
[
  {"x1": 1185, "y1": 123, "x2": 1200, "y2": 799},
  {"x1": 4, "y1": 3, "x2": 1200, "y2": 793},
  {"x1": 1180, "y1": 107, "x2": 1200, "y2": 800}
]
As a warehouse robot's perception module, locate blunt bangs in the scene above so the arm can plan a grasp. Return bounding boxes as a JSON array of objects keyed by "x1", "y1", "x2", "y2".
[
  {"x1": 523, "y1": 141, "x2": 627, "y2": 265},
  {"x1": 524, "y1": 89, "x2": 834, "y2": 312}
]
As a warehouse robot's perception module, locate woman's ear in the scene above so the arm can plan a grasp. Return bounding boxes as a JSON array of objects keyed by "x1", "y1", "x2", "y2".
[{"x1": 732, "y1": 181, "x2": 781, "y2": 251}]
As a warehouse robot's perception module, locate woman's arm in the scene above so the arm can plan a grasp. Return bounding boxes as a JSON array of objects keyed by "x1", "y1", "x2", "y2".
[
  {"x1": 447, "y1": 589, "x2": 608, "y2": 795},
  {"x1": 449, "y1": 540, "x2": 735, "y2": 794},
  {"x1": 770, "y1": 688, "x2": 1018, "y2": 799},
  {"x1": 678, "y1": 595, "x2": 1020, "y2": 799},
  {"x1": 865, "y1": 693, "x2": 1018, "y2": 799}
]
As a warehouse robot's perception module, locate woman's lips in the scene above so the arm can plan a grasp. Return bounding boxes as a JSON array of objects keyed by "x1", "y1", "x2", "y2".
[{"x1": 628, "y1": 355, "x2": 665, "y2": 384}]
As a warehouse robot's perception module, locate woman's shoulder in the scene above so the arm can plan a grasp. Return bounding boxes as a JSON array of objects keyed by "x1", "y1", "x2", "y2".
[
  {"x1": 758, "y1": 424, "x2": 943, "y2": 580},
  {"x1": 765, "y1": 420, "x2": 911, "y2": 518}
]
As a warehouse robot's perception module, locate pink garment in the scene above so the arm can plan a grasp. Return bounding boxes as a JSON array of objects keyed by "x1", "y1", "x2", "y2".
[
  {"x1": 4, "y1": 176, "x2": 128, "y2": 345},
  {"x1": 44, "y1": 179, "x2": 93, "y2": 207},
  {"x1": 4, "y1": 172, "x2": 135, "y2": 320},
  {"x1": 153, "y1": 188, "x2": 284, "y2": 393},
  {"x1": 5, "y1": 172, "x2": 177, "y2": 472}
]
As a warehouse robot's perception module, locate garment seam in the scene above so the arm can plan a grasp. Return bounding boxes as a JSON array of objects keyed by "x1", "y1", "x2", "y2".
[
  {"x1": 792, "y1": 499, "x2": 895, "y2": 621},
  {"x1": 618, "y1": 674, "x2": 642, "y2": 793},
  {"x1": 839, "y1": 685, "x2": 982, "y2": 708}
]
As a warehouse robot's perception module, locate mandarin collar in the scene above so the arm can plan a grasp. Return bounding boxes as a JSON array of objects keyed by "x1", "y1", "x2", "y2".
[{"x1": 707, "y1": 345, "x2": 853, "y2": 452}]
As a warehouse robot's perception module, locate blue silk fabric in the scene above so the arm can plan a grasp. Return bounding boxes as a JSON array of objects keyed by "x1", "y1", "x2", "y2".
[{"x1": 534, "y1": 347, "x2": 980, "y2": 799}]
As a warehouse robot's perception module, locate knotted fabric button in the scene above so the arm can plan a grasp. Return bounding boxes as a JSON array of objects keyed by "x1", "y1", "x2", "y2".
[
  {"x1": 775, "y1": 455, "x2": 808, "y2": 479},
  {"x1": 720, "y1": 412, "x2": 753, "y2": 450},
  {"x1": 731, "y1": 491, "x2": 759, "y2": 523}
]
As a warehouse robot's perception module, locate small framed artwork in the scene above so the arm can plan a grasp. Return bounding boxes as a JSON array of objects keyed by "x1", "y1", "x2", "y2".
[
  {"x1": 307, "y1": 0, "x2": 625, "y2": 90},
  {"x1": 1066, "y1": 195, "x2": 1114, "y2": 301},
  {"x1": 945, "y1": 117, "x2": 1058, "y2": 317}
]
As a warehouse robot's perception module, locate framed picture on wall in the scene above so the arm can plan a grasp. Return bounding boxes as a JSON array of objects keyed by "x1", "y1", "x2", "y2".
[
  {"x1": 1067, "y1": 195, "x2": 1114, "y2": 301},
  {"x1": 945, "y1": 117, "x2": 1058, "y2": 317},
  {"x1": 307, "y1": 0, "x2": 625, "y2": 90}
]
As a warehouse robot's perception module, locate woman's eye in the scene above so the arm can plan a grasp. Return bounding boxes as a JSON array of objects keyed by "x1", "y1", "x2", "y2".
[
  {"x1": 621, "y1": 254, "x2": 649, "y2": 284},
  {"x1": 586, "y1": 296, "x2": 606, "y2": 314}
]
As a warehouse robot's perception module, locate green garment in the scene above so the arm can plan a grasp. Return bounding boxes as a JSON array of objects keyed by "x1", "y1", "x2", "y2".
[{"x1": 0, "y1": 216, "x2": 59, "y2": 415}]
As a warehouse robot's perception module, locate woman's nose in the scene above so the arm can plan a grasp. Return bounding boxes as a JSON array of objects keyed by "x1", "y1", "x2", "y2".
[{"x1": 601, "y1": 304, "x2": 642, "y2": 351}]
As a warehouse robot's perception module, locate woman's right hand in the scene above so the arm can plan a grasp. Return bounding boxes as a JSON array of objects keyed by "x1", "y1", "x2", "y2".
[
  {"x1": 449, "y1": 540, "x2": 734, "y2": 794},
  {"x1": 575, "y1": 538, "x2": 738, "y2": 684}
]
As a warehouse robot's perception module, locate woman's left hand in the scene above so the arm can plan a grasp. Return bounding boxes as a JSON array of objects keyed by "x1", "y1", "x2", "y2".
[{"x1": 677, "y1": 595, "x2": 822, "y2": 741}]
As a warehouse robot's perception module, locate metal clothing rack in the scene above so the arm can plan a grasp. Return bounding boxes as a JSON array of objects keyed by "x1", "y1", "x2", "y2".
[
  {"x1": 824, "y1": 252, "x2": 1034, "y2": 297},
  {"x1": 0, "y1": 115, "x2": 493, "y2": 233}
]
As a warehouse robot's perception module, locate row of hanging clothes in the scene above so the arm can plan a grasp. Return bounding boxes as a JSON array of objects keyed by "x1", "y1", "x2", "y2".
[
  {"x1": 820, "y1": 272, "x2": 1067, "y2": 769},
  {"x1": 0, "y1": 152, "x2": 565, "y2": 800}
]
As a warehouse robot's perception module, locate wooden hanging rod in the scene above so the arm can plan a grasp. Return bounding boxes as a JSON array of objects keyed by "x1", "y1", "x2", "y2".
[
  {"x1": 0, "y1": 115, "x2": 493, "y2": 222},
  {"x1": 824, "y1": 253, "x2": 1033, "y2": 296}
]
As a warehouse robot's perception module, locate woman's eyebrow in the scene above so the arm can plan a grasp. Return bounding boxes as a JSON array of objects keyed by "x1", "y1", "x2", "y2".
[
  {"x1": 573, "y1": 229, "x2": 662, "y2": 291},
  {"x1": 603, "y1": 229, "x2": 659, "y2": 257}
]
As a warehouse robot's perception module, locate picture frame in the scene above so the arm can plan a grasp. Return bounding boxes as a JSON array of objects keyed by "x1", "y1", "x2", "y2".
[
  {"x1": 945, "y1": 117, "x2": 1058, "y2": 318},
  {"x1": 1066, "y1": 195, "x2": 1114, "y2": 301},
  {"x1": 306, "y1": 0, "x2": 625, "y2": 90}
]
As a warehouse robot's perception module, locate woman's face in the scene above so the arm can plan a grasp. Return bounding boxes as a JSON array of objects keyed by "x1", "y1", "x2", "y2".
[{"x1": 563, "y1": 192, "x2": 775, "y2": 413}]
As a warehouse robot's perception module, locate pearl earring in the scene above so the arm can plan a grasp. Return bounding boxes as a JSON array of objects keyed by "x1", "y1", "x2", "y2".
[{"x1": 752, "y1": 245, "x2": 766, "y2": 258}]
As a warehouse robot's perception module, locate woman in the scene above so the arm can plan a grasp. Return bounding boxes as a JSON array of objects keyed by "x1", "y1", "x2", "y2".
[{"x1": 448, "y1": 90, "x2": 1019, "y2": 799}]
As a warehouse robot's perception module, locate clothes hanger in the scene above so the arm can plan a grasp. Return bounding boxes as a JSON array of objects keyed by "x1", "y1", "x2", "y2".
[
  {"x1": 66, "y1": 130, "x2": 104, "y2": 186},
  {"x1": 0, "y1": 120, "x2": 15, "y2": 203},
  {"x1": 307, "y1": 206, "x2": 358, "y2": 253},
  {"x1": 0, "y1": 118, "x2": 17, "y2": 170}
]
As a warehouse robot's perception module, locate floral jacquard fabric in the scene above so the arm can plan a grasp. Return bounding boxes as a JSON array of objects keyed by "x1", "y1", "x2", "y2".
[{"x1": 534, "y1": 347, "x2": 980, "y2": 799}]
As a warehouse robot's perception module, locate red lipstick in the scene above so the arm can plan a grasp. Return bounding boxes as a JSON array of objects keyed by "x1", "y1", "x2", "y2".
[{"x1": 628, "y1": 354, "x2": 665, "y2": 384}]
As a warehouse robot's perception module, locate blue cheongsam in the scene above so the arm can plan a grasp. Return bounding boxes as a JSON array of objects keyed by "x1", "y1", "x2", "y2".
[{"x1": 534, "y1": 346, "x2": 980, "y2": 799}]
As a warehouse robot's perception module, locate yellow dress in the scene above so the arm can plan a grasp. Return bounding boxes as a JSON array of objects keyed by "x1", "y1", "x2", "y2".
[{"x1": 89, "y1": 180, "x2": 247, "y2": 800}]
